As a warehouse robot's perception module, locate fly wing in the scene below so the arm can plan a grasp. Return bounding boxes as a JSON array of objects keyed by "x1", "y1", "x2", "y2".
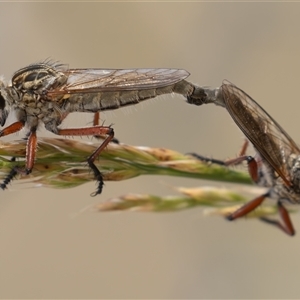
[
  {"x1": 221, "y1": 80, "x2": 300, "y2": 185},
  {"x1": 49, "y1": 68, "x2": 189, "y2": 95}
]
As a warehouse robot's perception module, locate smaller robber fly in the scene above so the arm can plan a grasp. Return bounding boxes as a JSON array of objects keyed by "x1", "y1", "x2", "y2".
[
  {"x1": 0, "y1": 60, "x2": 204, "y2": 196},
  {"x1": 188, "y1": 80, "x2": 300, "y2": 236}
]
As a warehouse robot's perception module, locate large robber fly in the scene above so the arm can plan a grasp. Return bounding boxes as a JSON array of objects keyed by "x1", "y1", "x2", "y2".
[
  {"x1": 188, "y1": 80, "x2": 300, "y2": 236},
  {"x1": 0, "y1": 60, "x2": 202, "y2": 196}
]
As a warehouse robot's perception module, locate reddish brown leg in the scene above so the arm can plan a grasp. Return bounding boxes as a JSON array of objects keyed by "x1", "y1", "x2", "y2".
[
  {"x1": 0, "y1": 122, "x2": 25, "y2": 189},
  {"x1": 0, "y1": 121, "x2": 24, "y2": 137},
  {"x1": 223, "y1": 146, "x2": 293, "y2": 234},
  {"x1": 278, "y1": 202, "x2": 295, "y2": 235},
  {"x1": 260, "y1": 202, "x2": 295, "y2": 236},
  {"x1": 1, "y1": 123, "x2": 38, "y2": 175},
  {"x1": 93, "y1": 112, "x2": 100, "y2": 127},
  {"x1": 218, "y1": 154, "x2": 295, "y2": 235},
  {"x1": 25, "y1": 129, "x2": 38, "y2": 173},
  {"x1": 238, "y1": 139, "x2": 249, "y2": 156},
  {"x1": 189, "y1": 139, "x2": 295, "y2": 235},
  {"x1": 227, "y1": 194, "x2": 296, "y2": 236},
  {"x1": 57, "y1": 125, "x2": 115, "y2": 196},
  {"x1": 189, "y1": 139, "x2": 251, "y2": 167},
  {"x1": 92, "y1": 112, "x2": 119, "y2": 144},
  {"x1": 92, "y1": 112, "x2": 105, "y2": 139},
  {"x1": 1, "y1": 129, "x2": 38, "y2": 190},
  {"x1": 225, "y1": 155, "x2": 259, "y2": 183},
  {"x1": 227, "y1": 193, "x2": 267, "y2": 220}
]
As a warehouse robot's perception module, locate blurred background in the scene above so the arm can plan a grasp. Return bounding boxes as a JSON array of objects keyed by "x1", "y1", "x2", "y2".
[{"x1": 1, "y1": 2, "x2": 300, "y2": 298}]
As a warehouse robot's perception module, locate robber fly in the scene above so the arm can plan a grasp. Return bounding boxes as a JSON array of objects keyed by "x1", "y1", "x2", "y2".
[
  {"x1": 187, "y1": 80, "x2": 300, "y2": 236},
  {"x1": 0, "y1": 60, "x2": 204, "y2": 195}
]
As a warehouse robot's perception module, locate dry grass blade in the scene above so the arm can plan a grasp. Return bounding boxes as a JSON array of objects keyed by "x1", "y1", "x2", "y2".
[
  {"x1": 0, "y1": 137, "x2": 286, "y2": 221},
  {"x1": 97, "y1": 185, "x2": 297, "y2": 222},
  {"x1": 0, "y1": 137, "x2": 251, "y2": 189}
]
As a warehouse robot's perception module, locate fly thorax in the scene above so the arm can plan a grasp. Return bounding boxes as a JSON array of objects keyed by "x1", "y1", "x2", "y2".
[
  {"x1": 256, "y1": 166, "x2": 274, "y2": 188},
  {"x1": 11, "y1": 63, "x2": 68, "y2": 95},
  {"x1": 288, "y1": 154, "x2": 300, "y2": 194},
  {"x1": 5, "y1": 64, "x2": 68, "y2": 118},
  {"x1": 271, "y1": 181, "x2": 294, "y2": 202},
  {"x1": 254, "y1": 154, "x2": 274, "y2": 188}
]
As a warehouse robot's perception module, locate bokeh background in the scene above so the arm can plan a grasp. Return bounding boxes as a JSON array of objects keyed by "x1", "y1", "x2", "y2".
[{"x1": 1, "y1": 2, "x2": 300, "y2": 298}]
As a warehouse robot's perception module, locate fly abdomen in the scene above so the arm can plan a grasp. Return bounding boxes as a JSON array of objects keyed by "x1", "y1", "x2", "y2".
[
  {"x1": 60, "y1": 84, "x2": 183, "y2": 113},
  {"x1": 176, "y1": 80, "x2": 223, "y2": 107},
  {"x1": 61, "y1": 80, "x2": 221, "y2": 113}
]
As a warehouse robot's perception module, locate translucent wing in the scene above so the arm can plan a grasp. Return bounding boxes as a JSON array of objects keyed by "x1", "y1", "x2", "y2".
[
  {"x1": 221, "y1": 80, "x2": 300, "y2": 185},
  {"x1": 49, "y1": 68, "x2": 189, "y2": 95}
]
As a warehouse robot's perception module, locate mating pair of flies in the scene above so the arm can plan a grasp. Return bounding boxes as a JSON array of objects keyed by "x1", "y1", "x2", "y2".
[{"x1": 0, "y1": 60, "x2": 299, "y2": 236}]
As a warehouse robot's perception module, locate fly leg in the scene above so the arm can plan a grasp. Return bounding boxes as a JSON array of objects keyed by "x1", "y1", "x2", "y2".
[
  {"x1": 189, "y1": 140, "x2": 250, "y2": 167},
  {"x1": 1, "y1": 127, "x2": 38, "y2": 190},
  {"x1": 0, "y1": 121, "x2": 24, "y2": 137},
  {"x1": 260, "y1": 201, "x2": 295, "y2": 236},
  {"x1": 228, "y1": 168, "x2": 295, "y2": 236},
  {"x1": 0, "y1": 121, "x2": 28, "y2": 190},
  {"x1": 187, "y1": 154, "x2": 226, "y2": 166},
  {"x1": 192, "y1": 150, "x2": 273, "y2": 228},
  {"x1": 0, "y1": 124, "x2": 37, "y2": 188},
  {"x1": 227, "y1": 142, "x2": 295, "y2": 236},
  {"x1": 189, "y1": 140, "x2": 296, "y2": 235},
  {"x1": 0, "y1": 157, "x2": 19, "y2": 190},
  {"x1": 56, "y1": 125, "x2": 114, "y2": 196},
  {"x1": 93, "y1": 112, "x2": 119, "y2": 144},
  {"x1": 189, "y1": 140, "x2": 259, "y2": 180},
  {"x1": 0, "y1": 166, "x2": 18, "y2": 190},
  {"x1": 224, "y1": 190, "x2": 294, "y2": 235}
]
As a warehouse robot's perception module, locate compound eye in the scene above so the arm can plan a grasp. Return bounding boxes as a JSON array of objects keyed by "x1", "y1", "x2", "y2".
[
  {"x1": 0, "y1": 92, "x2": 5, "y2": 110},
  {"x1": 0, "y1": 92, "x2": 7, "y2": 126}
]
